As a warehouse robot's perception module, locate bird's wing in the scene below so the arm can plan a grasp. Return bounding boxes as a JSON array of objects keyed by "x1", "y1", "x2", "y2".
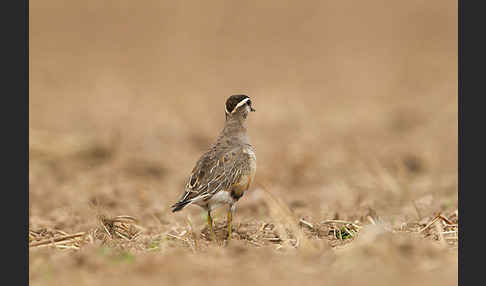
[{"x1": 173, "y1": 146, "x2": 246, "y2": 207}]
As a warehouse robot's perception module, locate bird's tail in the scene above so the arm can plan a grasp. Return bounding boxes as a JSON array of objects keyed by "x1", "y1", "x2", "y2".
[{"x1": 171, "y1": 200, "x2": 191, "y2": 212}]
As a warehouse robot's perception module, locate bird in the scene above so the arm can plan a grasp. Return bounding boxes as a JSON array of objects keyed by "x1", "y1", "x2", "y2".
[{"x1": 171, "y1": 94, "x2": 257, "y2": 241}]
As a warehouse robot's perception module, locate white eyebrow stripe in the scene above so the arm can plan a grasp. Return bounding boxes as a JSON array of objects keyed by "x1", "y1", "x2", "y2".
[{"x1": 231, "y1": 98, "x2": 250, "y2": 113}]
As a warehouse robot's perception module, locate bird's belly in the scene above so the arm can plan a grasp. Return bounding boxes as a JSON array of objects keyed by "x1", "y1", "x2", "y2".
[{"x1": 204, "y1": 191, "x2": 235, "y2": 211}]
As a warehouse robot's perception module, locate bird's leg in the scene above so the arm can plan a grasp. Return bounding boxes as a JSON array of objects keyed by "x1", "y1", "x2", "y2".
[
  {"x1": 227, "y1": 204, "x2": 235, "y2": 241},
  {"x1": 207, "y1": 210, "x2": 216, "y2": 241}
]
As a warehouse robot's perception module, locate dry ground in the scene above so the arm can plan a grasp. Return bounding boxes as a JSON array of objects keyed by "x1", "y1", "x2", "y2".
[{"x1": 29, "y1": 1, "x2": 458, "y2": 285}]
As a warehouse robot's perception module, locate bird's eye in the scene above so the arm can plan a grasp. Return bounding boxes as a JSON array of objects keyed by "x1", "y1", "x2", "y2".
[{"x1": 247, "y1": 100, "x2": 252, "y2": 106}]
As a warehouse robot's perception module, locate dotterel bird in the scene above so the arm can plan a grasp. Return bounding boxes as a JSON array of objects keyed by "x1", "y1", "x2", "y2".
[{"x1": 171, "y1": 94, "x2": 257, "y2": 240}]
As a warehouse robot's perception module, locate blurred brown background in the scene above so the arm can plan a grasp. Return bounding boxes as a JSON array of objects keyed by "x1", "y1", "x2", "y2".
[{"x1": 29, "y1": 0, "x2": 457, "y2": 285}]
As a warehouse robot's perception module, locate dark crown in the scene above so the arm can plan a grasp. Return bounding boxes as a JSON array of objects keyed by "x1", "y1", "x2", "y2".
[{"x1": 225, "y1": 94, "x2": 250, "y2": 113}]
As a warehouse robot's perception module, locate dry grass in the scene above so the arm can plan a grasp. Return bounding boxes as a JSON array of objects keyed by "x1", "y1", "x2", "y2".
[
  {"x1": 29, "y1": 0, "x2": 457, "y2": 285},
  {"x1": 29, "y1": 208, "x2": 458, "y2": 251},
  {"x1": 29, "y1": 208, "x2": 458, "y2": 286}
]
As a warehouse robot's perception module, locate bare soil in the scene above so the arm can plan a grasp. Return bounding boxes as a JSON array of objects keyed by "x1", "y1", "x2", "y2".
[{"x1": 30, "y1": 1, "x2": 458, "y2": 285}]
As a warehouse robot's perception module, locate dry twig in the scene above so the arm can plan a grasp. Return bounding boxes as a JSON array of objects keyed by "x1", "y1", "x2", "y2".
[{"x1": 29, "y1": 232, "x2": 86, "y2": 248}]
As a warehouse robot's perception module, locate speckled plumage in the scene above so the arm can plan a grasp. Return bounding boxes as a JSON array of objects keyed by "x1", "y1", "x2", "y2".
[{"x1": 171, "y1": 95, "x2": 256, "y2": 239}]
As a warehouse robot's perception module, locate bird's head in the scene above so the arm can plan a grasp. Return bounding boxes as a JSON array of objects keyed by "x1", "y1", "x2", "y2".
[{"x1": 225, "y1": 94, "x2": 255, "y2": 121}]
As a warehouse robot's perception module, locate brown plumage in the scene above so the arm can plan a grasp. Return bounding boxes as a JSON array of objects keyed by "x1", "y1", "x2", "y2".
[{"x1": 171, "y1": 95, "x2": 256, "y2": 240}]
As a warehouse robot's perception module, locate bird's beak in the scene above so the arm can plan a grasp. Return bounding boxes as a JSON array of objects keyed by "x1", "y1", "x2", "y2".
[{"x1": 250, "y1": 106, "x2": 256, "y2": 112}]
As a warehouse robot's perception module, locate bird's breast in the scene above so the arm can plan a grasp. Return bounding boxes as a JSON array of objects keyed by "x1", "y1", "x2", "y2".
[
  {"x1": 245, "y1": 147, "x2": 257, "y2": 181},
  {"x1": 230, "y1": 147, "x2": 256, "y2": 200}
]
